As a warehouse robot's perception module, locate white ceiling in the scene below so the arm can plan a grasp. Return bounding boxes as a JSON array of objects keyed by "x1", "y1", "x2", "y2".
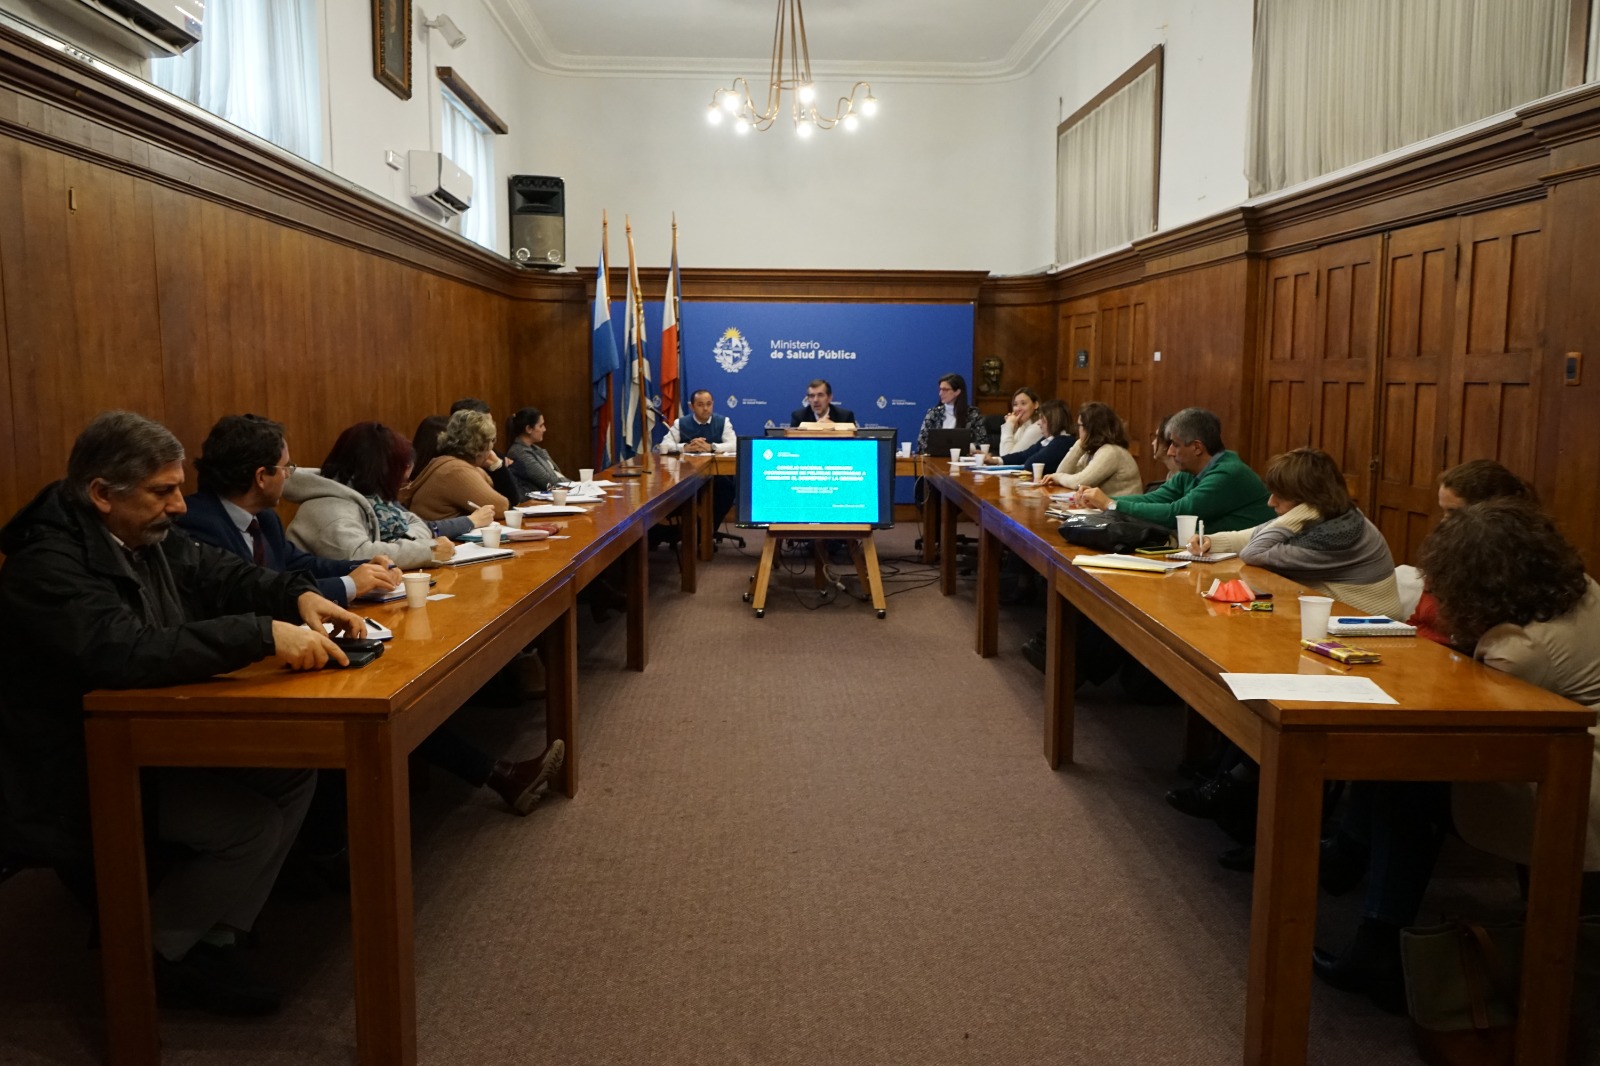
[{"x1": 483, "y1": 0, "x2": 1100, "y2": 81}]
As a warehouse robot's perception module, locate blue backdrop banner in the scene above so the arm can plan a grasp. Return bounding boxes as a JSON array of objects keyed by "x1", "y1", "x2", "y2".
[{"x1": 601, "y1": 300, "x2": 974, "y2": 501}]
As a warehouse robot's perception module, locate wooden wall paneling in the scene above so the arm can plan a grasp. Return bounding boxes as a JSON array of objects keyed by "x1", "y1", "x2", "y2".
[
  {"x1": 1255, "y1": 251, "x2": 1319, "y2": 462},
  {"x1": 1059, "y1": 304, "x2": 1096, "y2": 407},
  {"x1": 509, "y1": 286, "x2": 589, "y2": 478},
  {"x1": 1312, "y1": 235, "x2": 1382, "y2": 503},
  {"x1": 0, "y1": 140, "x2": 15, "y2": 514},
  {"x1": 972, "y1": 293, "x2": 1056, "y2": 408},
  {"x1": 1446, "y1": 201, "x2": 1545, "y2": 479},
  {"x1": 257, "y1": 224, "x2": 317, "y2": 459},
  {"x1": 1373, "y1": 218, "x2": 1459, "y2": 563}
]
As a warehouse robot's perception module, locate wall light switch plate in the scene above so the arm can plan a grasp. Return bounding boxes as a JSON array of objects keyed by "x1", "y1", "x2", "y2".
[
  {"x1": 1153, "y1": 350, "x2": 1162, "y2": 362},
  {"x1": 385, "y1": 150, "x2": 403, "y2": 171}
]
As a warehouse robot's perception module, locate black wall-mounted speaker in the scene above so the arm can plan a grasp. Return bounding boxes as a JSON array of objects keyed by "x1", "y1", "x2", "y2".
[{"x1": 508, "y1": 175, "x2": 564, "y2": 267}]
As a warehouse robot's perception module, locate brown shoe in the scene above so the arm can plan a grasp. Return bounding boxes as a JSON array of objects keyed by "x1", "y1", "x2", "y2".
[{"x1": 486, "y1": 740, "x2": 565, "y2": 815}]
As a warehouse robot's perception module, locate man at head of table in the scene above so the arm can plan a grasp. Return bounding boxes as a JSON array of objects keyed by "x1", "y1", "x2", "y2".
[
  {"x1": 0, "y1": 410, "x2": 365, "y2": 1017},
  {"x1": 790, "y1": 379, "x2": 856, "y2": 427},
  {"x1": 1072, "y1": 406, "x2": 1274, "y2": 533}
]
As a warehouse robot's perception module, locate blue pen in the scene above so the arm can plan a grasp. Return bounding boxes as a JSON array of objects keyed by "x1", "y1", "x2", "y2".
[{"x1": 1336, "y1": 617, "x2": 1396, "y2": 624}]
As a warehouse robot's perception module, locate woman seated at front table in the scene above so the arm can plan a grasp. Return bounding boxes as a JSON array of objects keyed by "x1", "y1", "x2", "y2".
[
  {"x1": 993, "y1": 398, "x2": 1075, "y2": 471},
  {"x1": 401, "y1": 409, "x2": 510, "y2": 522},
  {"x1": 997, "y1": 387, "x2": 1044, "y2": 457},
  {"x1": 287, "y1": 422, "x2": 482, "y2": 568},
  {"x1": 1311, "y1": 498, "x2": 1600, "y2": 1013},
  {"x1": 505, "y1": 405, "x2": 569, "y2": 498},
  {"x1": 915, "y1": 372, "x2": 989, "y2": 452},
  {"x1": 1190, "y1": 446, "x2": 1401, "y2": 617},
  {"x1": 1041, "y1": 402, "x2": 1143, "y2": 497},
  {"x1": 1163, "y1": 448, "x2": 1401, "y2": 875}
]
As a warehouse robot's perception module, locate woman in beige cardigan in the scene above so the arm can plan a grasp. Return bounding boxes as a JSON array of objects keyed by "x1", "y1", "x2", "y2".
[
  {"x1": 400, "y1": 409, "x2": 509, "y2": 522},
  {"x1": 1041, "y1": 401, "x2": 1143, "y2": 496}
]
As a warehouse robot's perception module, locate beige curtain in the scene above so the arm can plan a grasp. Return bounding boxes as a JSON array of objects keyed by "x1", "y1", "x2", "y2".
[
  {"x1": 1056, "y1": 66, "x2": 1158, "y2": 265},
  {"x1": 1247, "y1": 0, "x2": 1566, "y2": 196}
]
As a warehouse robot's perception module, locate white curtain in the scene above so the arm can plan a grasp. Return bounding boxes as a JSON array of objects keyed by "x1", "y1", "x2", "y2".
[
  {"x1": 441, "y1": 93, "x2": 496, "y2": 251},
  {"x1": 149, "y1": 0, "x2": 323, "y2": 164},
  {"x1": 1056, "y1": 66, "x2": 1158, "y2": 265},
  {"x1": 1248, "y1": 0, "x2": 1566, "y2": 195}
]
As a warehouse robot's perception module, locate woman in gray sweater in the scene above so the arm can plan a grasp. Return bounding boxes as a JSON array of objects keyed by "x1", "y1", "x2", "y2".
[{"x1": 505, "y1": 406, "x2": 569, "y2": 497}]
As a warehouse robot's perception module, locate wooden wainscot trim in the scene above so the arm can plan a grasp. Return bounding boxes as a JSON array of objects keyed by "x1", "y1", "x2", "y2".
[
  {"x1": 0, "y1": 23, "x2": 518, "y2": 295},
  {"x1": 1050, "y1": 246, "x2": 1144, "y2": 301},
  {"x1": 1134, "y1": 208, "x2": 1252, "y2": 278}
]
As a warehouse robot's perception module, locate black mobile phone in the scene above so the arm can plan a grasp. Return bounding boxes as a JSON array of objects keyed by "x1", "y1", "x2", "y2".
[{"x1": 329, "y1": 637, "x2": 384, "y2": 669}]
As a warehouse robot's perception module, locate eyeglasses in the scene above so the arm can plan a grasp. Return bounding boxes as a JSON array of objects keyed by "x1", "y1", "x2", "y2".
[{"x1": 272, "y1": 464, "x2": 298, "y2": 478}]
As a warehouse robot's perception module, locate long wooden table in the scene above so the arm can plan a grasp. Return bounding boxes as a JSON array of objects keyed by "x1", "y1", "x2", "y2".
[
  {"x1": 928, "y1": 461, "x2": 1595, "y2": 1066},
  {"x1": 80, "y1": 465, "x2": 703, "y2": 1066}
]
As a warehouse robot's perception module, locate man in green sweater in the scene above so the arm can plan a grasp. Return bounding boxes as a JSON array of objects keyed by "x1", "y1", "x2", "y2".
[
  {"x1": 1023, "y1": 408, "x2": 1275, "y2": 689},
  {"x1": 1074, "y1": 407, "x2": 1274, "y2": 532}
]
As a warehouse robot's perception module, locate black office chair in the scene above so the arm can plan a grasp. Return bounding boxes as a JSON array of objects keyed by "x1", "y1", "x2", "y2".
[{"x1": 983, "y1": 411, "x2": 1006, "y2": 442}]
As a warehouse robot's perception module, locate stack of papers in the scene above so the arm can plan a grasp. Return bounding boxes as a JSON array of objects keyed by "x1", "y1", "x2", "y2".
[
  {"x1": 517, "y1": 504, "x2": 587, "y2": 518},
  {"x1": 526, "y1": 490, "x2": 606, "y2": 504},
  {"x1": 439, "y1": 542, "x2": 515, "y2": 566},
  {"x1": 459, "y1": 527, "x2": 552, "y2": 543},
  {"x1": 1072, "y1": 554, "x2": 1188, "y2": 573}
]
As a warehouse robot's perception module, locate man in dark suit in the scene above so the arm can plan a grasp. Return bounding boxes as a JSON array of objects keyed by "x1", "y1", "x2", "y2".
[
  {"x1": 789, "y1": 378, "x2": 856, "y2": 427},
  {"x1": 178, "y1": 415, "x2": 399, "y2": 605}
]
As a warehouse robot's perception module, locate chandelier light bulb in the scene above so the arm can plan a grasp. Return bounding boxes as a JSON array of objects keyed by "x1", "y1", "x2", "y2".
[
  {"x1": 861, "y1": 94, "x2": 878, "y2": 117},
  {"x1": 798, "y1": 83, "x2": 816, "y2": 104},
  {"x1": 720, "y1": 92, "x2": 741, "y2": 115},
  {"x1": 843, "y1": 113, "x2": 859, "y2": 131},
  {"x1": 707, "y1": 105, "x2": 723, "y2": 125},
  {"x1": 735, "y1": 117, "x2": 751, "y2": 134},
  {"x1": 796, "y1": 119, "x2": 814, "y2": 139}
]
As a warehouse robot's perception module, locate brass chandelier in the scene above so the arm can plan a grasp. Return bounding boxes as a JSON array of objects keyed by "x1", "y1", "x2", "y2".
[{"x1": 705, "y1": 0, "x2": 878, "y2": 137}]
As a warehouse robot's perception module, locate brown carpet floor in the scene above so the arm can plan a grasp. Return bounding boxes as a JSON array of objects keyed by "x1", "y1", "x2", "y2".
[{"x1": 0, "y1": 525, "x2": 1576, "y2": 1065}]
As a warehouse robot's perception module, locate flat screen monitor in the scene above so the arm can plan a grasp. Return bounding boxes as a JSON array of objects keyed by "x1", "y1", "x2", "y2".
[
  {"x1": 924, "y1": 428, "x2": 972, "y2": 457},
  {"x1": 737, "y1": 435, "x2": 895, "y2": 529}
]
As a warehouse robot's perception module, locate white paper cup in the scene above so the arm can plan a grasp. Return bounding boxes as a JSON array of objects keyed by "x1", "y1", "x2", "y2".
[
  {"x1": 1175, "y1": 515, "x2": 1198, "y2": 546},
  {"x1": 402, "y1": 572, "x2": 430, "y2": 609},
  {"x1": 551, "y1": 487, "x2": 569, "y2": 505},
  {"x1": 578, "y1": 468, "x2": 594, "y2": 484},
  {"x1": 482, "y1": 524, "x2": 501, "y2": 549},
  {"x1": 899, "y1": 442, "x2": 911, "y2": 458},
  {"x1": 1031, "y1": 462, "x2": 1046, "y2": 482},
  {"x1": 1299, "y1": 596, "x2": 1335, "y2": 641},
  {"x1": 504, "y1": 510, "x2": 523, "y2": 529},
  {"x1": 978, "y1": 443, "x2": 990, "y2": 455},
  {"x1": 949, "y1": 448, "x2": 962, "y2": 464}
]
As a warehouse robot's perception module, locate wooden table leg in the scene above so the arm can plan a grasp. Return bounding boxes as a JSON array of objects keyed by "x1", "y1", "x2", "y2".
[
  {"x1": 976, "y1": 524, "x2": 999, "y2": 657},
  {"x1": 677, "y1": 493, "x2": 697, "y2": 594},
  {"x1": 1514, "y1": 731, "x2": 1592, "y2": 1066},
  {"x1": 84, "y1": 718, "x2": 161, "y2": 1066},
  {"x1": 541, "y1": 602, "x2": 578, "y2": 797},
  {"x1": 1244, "y1": 729, "x2": 1325, "y2": 1066},
  {"x1": 697, "y1": 479, "x2": 714, "y2": 562},
  {"x1": 344, "y1": 721, "x2": 417, "y2": 1066},
  {"x1": 1045, "y1": 586, "x2": 1076, "y2": 768},
  {"x1": 921, "y1": 481, "x2": 939, "y2": 564},
  {"x1": 626, "y1": 534, "x2": 648, "y2": 671},
  {"x1": 751, "y1": 534, "x2": 780, "y2": 614},
  {"x1": 940, "y1": 494, "x2": 957, "y2": 595},
  {"x1": 858, "y1": 533, "x2": 887, "y2": 615}
]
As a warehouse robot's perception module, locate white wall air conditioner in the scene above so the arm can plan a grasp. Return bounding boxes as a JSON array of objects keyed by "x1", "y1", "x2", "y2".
[
  {"x1": 34, "y1": 0, "x2": 203, "y2": 56},
  {"x1": 408, "y1": 151, "x2": 473, "y2": 217}
]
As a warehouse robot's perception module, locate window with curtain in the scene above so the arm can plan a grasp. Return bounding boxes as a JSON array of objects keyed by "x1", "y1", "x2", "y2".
[
  {"x1": 441, "y1": 92, "x2": 496, "y2": 250},
  {"x1": 1055, "y1": 49, "x2": 1162, "y2": 266},
  {"x1": 1248, "y1": 0, "x2": 1567, "y2": 196},
  {"x1": 148, "y1": 0, "x2": 323, "y2": 164}
]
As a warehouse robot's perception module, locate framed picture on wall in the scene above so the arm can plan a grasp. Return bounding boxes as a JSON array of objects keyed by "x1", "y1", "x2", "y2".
[{"x1": 372, "y1": 0, "x2": 411, "y2": 100}]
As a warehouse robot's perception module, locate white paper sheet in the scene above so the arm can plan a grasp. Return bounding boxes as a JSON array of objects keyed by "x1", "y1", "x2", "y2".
[{"x1": 1219, "y1": 674, "x2": 1397, "y2": 704}]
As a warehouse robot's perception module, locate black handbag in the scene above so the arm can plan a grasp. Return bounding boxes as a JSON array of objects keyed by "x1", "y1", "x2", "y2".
[{"x1": 1057, "y1": 511, "x2": 1173, "y2": 553}]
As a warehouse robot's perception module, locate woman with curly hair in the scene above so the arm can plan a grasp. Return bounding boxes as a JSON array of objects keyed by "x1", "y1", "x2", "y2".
[
  {"x1": 400, "y1": 409, "x2": 510, "y2": 522},
  {"x1": 1313, "y1": 499, "x2": 1600, "y2": 1012}
]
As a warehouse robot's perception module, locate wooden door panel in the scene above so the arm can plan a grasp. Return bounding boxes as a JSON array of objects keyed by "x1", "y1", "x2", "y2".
[
  {"x1": 1317, "y1": 380, "x2": 1369, "y2": 476},
  {"x1": 1059, "y1": 308, "x2": 1094, "y2": 406}
]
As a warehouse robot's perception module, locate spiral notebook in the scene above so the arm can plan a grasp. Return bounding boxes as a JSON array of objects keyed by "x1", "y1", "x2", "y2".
[{"x1": 1326, "y1": 616, "x2": 1417, "y2": 637}]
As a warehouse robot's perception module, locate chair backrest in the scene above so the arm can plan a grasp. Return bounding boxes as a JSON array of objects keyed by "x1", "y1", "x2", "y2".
[{"x1": 983, "y1": 412, "x2": 1006, "y2": 439}]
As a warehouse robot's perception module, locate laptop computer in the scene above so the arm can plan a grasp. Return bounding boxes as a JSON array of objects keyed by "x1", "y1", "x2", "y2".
[{"x1": 924, "y1": 428, "x2": 973, "y2": 456}]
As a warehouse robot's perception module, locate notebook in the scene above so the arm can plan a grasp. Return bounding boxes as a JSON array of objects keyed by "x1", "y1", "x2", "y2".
[
  {"x1": 1327, "y1": 616, "x2": 1417, "y2": 636},
  {"x1": 357, "y1": 577, "x2": 433, "y2": 603},
  {"x1": 439, "y1": 542, "x2": 515, "y2": 567},
  {"x1": 1072, "y1": 553, "x2": 1188, "y2": 573},
  {"x1": 1168, "y1": 550, "x2": 1239, "y2": 563}
]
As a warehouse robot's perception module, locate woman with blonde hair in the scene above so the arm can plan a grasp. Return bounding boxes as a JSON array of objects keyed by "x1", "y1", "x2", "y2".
[
  {"x1": 997, "y1": 387, "x2": 1044, "y2": 457},
  {"x1": 1042, "y1": 402, "x2": 1142, "y2": 496},
  {"x1": 401, "y1": 409, "x2": 509, "y2": 522}
]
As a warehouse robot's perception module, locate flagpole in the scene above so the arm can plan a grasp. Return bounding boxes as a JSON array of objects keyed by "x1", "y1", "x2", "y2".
[{"x1": 625, "y1": 218, "x2": 653, "y2": 474}]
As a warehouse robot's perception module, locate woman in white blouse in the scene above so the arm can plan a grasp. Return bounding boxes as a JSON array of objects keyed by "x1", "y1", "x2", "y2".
[
  {"x1": 1042, "y1": 401, "x2": 1143, "y2": 496},
  {"x1": 997, "y1": 387, "x2": 1044, "y2": 457}
]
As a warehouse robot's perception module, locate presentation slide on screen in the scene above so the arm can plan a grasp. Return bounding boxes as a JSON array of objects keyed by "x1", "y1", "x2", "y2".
[{"x1": 748, "y1": 439, "x2": 881, "y2": 525}]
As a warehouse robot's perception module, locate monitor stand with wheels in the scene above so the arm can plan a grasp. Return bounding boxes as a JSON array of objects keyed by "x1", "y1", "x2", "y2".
[{"x1": 744, "y1": 523, "x2": 887, "y2": 618}]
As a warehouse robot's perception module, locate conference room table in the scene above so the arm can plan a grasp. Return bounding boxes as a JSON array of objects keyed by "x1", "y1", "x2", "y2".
[
  {"x1": 691, "y1": 451, "x2": 931, "y2": 561},
  {"x1": 927, "y1": 462, "x2": 1596, "y2": 1066},
  {"x1": 79, "y1": 464, "x2": 702, "y2": 1066}
]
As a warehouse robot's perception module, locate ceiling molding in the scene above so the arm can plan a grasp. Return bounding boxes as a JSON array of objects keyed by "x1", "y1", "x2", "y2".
[{"x1": 482, "y1": 0, "x2": 1101, "y2": 84}]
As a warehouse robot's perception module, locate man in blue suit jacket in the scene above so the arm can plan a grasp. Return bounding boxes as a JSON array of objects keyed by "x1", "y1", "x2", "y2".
[{"x1": 178, "y1": 415, "x2": 398, "y2": 605}]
